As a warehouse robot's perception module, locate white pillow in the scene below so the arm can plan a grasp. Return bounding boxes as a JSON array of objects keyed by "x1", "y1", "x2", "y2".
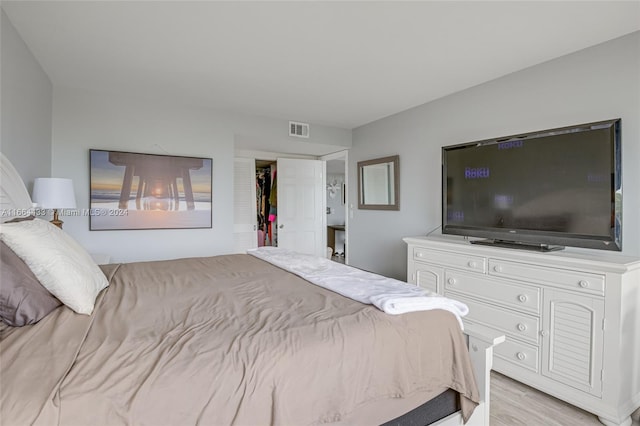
[{"x1": 0, "y1": 218, "x2": 109, "y2": 315}]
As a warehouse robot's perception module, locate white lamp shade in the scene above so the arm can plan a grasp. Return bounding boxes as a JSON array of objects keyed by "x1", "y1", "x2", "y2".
[{"x1": 32, "y1": 178, "x2": 77, "y2": 209}]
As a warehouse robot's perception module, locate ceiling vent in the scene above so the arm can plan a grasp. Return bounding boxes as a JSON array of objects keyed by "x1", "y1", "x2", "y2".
[{"x1": 289, "y1": 121, "x2": 310, "y2": 138}]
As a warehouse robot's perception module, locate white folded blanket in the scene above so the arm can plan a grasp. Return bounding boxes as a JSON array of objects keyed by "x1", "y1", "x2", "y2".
[{"x1": 247, "y1": 247, "x2": 468, "y2": 329}]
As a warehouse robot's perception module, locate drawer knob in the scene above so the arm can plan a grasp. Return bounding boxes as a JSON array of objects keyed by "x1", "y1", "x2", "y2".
[
  {"x1": 517, "y1": 323, "x2": 527, "y2": 332},
  {"x1": 517, "y1": 294, "x2": 528, "y2": 303},
  {"x1": 447, "y1": 278, "x2": 456, "y2": 286},
  {"x1": 493, "y1": 265, "x2": 502, "y2": 273},
  {"x1": 417, "y1": 252, "x2": 423, "y2": 258},
  {"x1": 467, "y1": 261, "x2": 477, "y2": 268},
  {"x1": 516, "y1": 352, "x2": 526, "y2": 361},
  {"x1": 540, "y1": 330, "x2": 549, "y2": 337},
  {"x1": 578, "y1": 280, "x2": 589, "y2": 288}
]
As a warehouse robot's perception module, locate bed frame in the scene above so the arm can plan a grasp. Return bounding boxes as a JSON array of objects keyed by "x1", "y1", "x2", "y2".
[
  {"x1": 436, "y1": 323, "x2": 505, "y2": 426},
  {"x1": 382, "y1": 322, "x2": 504, "y2": 426},
  {"x1": 383, "y1": 322, "x2": 504, "y2": 426}
]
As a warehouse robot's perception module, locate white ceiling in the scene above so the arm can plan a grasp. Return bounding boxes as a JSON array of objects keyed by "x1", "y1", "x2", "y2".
[{"x1": 3, "y1": 1, "x2": 639, "y2": 130}]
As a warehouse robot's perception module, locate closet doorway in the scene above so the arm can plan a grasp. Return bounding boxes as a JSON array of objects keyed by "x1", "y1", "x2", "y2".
[
  {"x1": 233, "y1": 158, "x2": 278, "y2": 252},
  {"x1": 255, "y1": 160, "x2": 277, "y2": 247},
  {"x1": 233, "y1": 156, "x2": 326, "y2": 257}
]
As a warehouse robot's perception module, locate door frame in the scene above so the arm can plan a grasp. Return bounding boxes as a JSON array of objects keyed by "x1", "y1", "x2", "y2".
[
  {"x1": 321, "y1": 150, "x2": 348, "y2": 264},
  {"x1": 235, "y1": 150, "x2": 327, "y2": 256}
]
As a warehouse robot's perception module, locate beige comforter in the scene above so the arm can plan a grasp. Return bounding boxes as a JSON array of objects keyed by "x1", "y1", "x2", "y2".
[{"x1": 1, "y1": 254, "x2": 478, "y2": 425}]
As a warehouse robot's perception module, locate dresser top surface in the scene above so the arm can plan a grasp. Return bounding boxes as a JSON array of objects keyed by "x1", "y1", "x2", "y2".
[{"x1": 404, "y1": 235, "x2": 640, "y2": 271}]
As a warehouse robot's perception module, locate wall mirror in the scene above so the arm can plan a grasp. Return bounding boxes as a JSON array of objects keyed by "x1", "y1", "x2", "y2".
[{"x1": 357, "y1": 155, "x2": 399, "y2": 210}]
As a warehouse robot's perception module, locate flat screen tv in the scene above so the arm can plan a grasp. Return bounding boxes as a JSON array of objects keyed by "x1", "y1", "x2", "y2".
[{"x1": 442, "y1": 119, "x2": 621, "y2": 251}]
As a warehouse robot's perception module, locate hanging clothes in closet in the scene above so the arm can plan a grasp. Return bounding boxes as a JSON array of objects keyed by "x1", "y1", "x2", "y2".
[
  {"x1": 268, "y1": 170, "x2": 277, "y2": 245},
  {"x1": 256, "y1": 167, "x2": 271, "y2": 246}
]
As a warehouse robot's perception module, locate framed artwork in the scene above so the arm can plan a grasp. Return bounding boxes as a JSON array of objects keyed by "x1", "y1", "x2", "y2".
[{"x1": 89, "y1": 149, "x2": 212, "y2": 230}]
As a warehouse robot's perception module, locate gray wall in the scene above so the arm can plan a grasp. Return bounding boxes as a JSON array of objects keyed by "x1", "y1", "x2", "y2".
[
  {"x1": 349, "y1": 32, "x2": 640, "y2": 280},
  {"x1": 0, "y1": 10, "x2": 52, "y2": 190},
  {"x1": 52, "y1": 87, "x2": 351, "y2": 262}
]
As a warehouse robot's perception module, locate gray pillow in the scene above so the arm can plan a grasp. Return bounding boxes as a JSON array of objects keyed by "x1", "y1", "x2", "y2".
[{"x1": 0, "y1": 240, "x2": 62, "y2": 326}]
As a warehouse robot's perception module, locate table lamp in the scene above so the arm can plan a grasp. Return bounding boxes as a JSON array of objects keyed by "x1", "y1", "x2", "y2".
[{"x1": 32, "y1": 178, "x2": 77, "y2": 229}]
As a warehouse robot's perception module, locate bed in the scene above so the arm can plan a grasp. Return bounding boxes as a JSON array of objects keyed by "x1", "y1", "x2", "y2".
[{"x1": 0, "y1": 152, "x2": 503, "y2": 425}]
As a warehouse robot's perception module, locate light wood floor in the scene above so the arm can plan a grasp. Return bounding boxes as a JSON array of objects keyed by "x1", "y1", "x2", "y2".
[{"x1": 490, "y1": 371, "x2": 640, "y2": 426}]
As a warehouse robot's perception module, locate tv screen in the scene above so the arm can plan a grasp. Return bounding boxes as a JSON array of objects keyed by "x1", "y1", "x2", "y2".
[{"x1": 442, "y1": 119, "x2": 621, "y2": 251}]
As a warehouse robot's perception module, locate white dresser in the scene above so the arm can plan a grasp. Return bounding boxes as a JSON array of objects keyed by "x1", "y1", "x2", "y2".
[{"x1": 404, "y1": 235, "x2": 640, "y2": 426}]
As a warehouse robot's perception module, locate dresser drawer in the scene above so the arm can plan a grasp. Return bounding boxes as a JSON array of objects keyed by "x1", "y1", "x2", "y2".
[
  {"x1": 495, "y1": 338, "x2": 539, "y2": 373},
  {"x1": 488, "y1": 259, "x2": 605, "y2": 296},
  {"x1": 447, "y1": 293, "x2": 540, "y2": 345},
  {"x1": 444, "y1": 270, "x2": 540, "y2": 315},
  {"x1": 413, "y1": 248, "x2": 486, "y2": 274}
]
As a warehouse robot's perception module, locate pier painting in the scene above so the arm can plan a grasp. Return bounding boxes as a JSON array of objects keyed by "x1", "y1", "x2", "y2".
[{"x1": 90, "y1": 150, "x2": 212, "y2": 230}]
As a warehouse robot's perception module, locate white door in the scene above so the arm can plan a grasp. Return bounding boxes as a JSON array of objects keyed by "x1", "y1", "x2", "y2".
[
  {"x1": 233, "y1": 158, "x2": 258, "y2": 253},
  {"x1": 276, "y1": 158, "x2": 325, "y2": 257}
]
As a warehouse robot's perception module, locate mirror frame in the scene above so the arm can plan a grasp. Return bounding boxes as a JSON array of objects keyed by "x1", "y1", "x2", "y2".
[{"x1": 357, "y1": 155, "x2": 399, "y2": 210}]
